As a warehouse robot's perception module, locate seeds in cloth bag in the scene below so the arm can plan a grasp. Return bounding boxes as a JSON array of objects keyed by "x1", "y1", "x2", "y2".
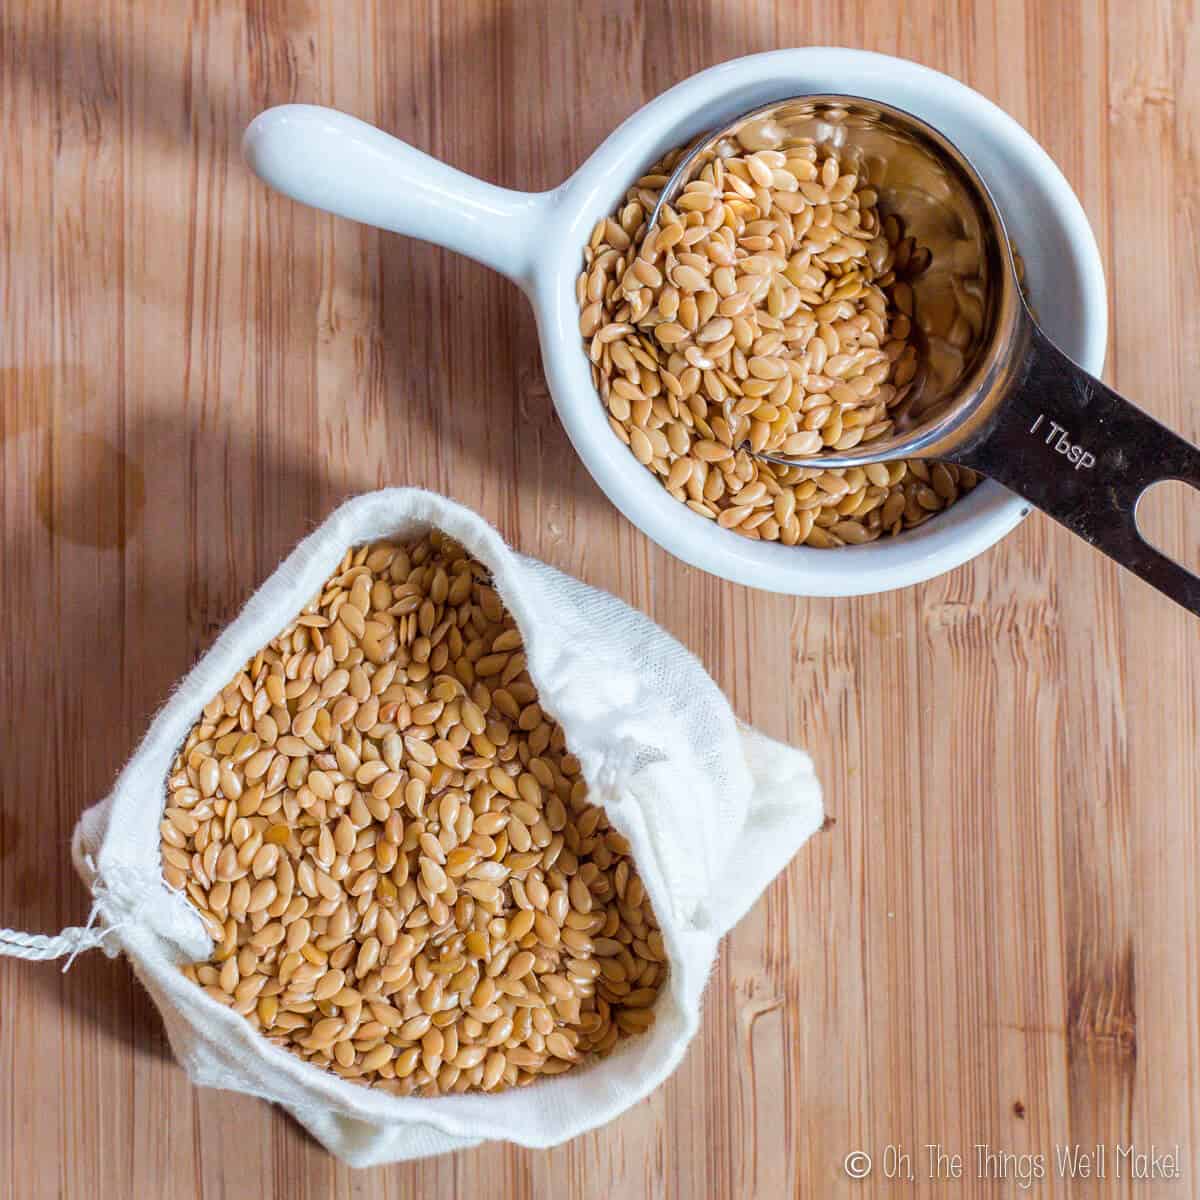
[{"x1": 0, "y1": 488, "x2": 823, "y2": 1165}]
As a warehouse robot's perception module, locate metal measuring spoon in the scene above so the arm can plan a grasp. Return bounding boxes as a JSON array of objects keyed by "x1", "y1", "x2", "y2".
[{"x1": 648, "y1": 96, "x2": 1200, "y2": 614}]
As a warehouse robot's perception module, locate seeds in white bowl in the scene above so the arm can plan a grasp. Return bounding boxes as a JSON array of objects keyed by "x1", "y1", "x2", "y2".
[
  {"x1": 578, "y1": 142, "x2": 981, "y2": 547},
  {"x1": 162, "y1": 533, "x2": 665, "y2": 1096}
]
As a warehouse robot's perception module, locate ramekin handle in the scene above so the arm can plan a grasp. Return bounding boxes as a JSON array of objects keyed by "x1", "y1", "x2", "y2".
[{"x1": 243, "y1": 104, "x2": 552, "y2": 289}]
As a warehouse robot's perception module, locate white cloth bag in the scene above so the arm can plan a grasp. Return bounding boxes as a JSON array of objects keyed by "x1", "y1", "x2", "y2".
[{"x1": 0, "y1": 488, "x2": 822, "y2": 1166}]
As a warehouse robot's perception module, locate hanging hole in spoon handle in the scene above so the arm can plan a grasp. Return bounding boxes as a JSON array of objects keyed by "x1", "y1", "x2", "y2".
[{"x1": 949, "y1": 313, "x2": 1200, "y2": 615}]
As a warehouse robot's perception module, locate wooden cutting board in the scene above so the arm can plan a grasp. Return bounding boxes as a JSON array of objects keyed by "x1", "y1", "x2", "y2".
[{"x1": 1, "y1": 2, "x2": 1196, "y2": 1196}]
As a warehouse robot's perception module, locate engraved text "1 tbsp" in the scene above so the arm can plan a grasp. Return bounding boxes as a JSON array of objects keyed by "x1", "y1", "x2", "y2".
[{"x1": 1029, "y1": 414, "x2": 1096, "y2": 470}]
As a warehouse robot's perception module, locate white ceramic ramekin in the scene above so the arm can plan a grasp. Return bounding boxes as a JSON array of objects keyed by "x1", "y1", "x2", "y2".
[{"x1": 244, "y1": 48, "x2": 1107, "y2": 596}]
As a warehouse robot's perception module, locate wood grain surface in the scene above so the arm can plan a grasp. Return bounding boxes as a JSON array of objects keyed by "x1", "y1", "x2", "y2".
[{"x1": 2, "y1": 2, "x2": 1198, "y2": 1196}]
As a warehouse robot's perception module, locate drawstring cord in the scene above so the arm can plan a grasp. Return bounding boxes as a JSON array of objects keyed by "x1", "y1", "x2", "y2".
[{"x1": 0, "y1": 858, "x2": 123, "y2": 971}]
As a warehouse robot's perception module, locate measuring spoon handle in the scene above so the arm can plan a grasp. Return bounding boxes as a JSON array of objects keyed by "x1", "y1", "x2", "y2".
[{"x1": 952, "y1": 319, "x2": 1200, "y2": 614}]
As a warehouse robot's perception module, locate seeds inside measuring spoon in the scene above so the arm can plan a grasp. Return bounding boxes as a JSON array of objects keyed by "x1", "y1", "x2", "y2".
[{"x1": 578, "y1": 141, "x2": 981, "y2": 547}]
